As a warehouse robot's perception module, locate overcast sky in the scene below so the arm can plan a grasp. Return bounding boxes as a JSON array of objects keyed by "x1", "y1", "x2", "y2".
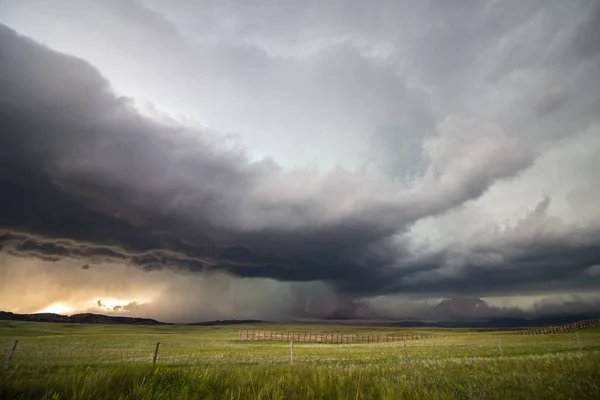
[{"x1": 1, "y1": 0, "x2": 599, "y2": 323}]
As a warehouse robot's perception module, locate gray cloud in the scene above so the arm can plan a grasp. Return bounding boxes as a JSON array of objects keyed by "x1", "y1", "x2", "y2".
[
  {"x1": 0, "y1": 23, "x2": 546, "y2": 295},
  {"x1": 1, "y1": 0, "x2": 600, "y2": 320}
]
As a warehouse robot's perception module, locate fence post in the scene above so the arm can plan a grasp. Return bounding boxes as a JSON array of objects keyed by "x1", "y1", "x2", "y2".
[
  {"x1": 4, "y1": 340, "x2": 18, "y2": 370},
  {"x1": 153, "y1": 342, "x2": 160, "y2": 367},
  {"x1": 290, "y1": 339, "x2": 294, "y2": 365},
  {"x1": 403, "y1": 338, "x2": 407, "y2": 362},
  {"x1": 498, "y1": 338, "x2": 503, "y2": 357},
  {"x1": 576, "y1": 332, "x2": 583, "y2": 352}
]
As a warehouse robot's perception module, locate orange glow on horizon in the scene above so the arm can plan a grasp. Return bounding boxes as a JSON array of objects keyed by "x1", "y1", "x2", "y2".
[{"x1": 36, "y1": 303, "x2": 74, "y2": 315}]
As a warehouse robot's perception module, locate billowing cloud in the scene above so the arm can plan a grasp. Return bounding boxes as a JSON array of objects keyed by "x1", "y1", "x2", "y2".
[{"x1": 1, "y1": 0, "x2": 599, "y2": 321}]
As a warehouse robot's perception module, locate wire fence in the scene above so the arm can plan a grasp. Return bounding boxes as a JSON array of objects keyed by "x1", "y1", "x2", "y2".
[
  {"x1": 238, "y1": 330, "x2": 436, "y2": 343},
  {"x1": 2, "y1": 322, "x2": 600, "y2": 370},
  {"x1": 514, "y1": 318, "x2": 600, "y2": 335}
]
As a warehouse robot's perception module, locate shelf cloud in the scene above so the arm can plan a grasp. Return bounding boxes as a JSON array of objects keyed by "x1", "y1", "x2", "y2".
[{"x1": 1, "y1": 0, "x2": 599, "y2": 321}]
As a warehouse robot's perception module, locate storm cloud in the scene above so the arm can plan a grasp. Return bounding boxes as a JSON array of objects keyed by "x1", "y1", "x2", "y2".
[{"x1": 1, "y1": 0, "x2": 600, "y2": 321}]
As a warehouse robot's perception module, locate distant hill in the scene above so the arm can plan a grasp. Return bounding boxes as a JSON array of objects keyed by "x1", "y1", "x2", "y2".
[
  {"x1": 389, "y1": 315, "x2": 599, "y2": 328},
  {"x1": 188, "y1": 319, "x2": 266, "y2": 326},
  {"x1": 0, "y1": 311, "x2": 267, "y2": 326},
  {"x1": 3, "y1": 310, "x2": 597, "y2": 328},
  {"x1": 0, "y1": 311, "x2": 167, "y2": 325}
]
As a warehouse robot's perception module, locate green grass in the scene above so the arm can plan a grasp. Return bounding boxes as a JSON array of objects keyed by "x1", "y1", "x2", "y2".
[{"x1": 1, "y1": 321, "x2": 600, "y2": 399}]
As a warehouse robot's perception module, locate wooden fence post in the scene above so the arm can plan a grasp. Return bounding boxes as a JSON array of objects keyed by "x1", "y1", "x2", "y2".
[
  {"x1": 4, "y1": 340, "x2": 18, "y2": 370},
  {"x1": 290, "y1": 339, "x2": 294, "y2": 365},
  {"x1": 403, "y1": 338, "x2": 407, "y2": 362},
  {"x1": 576, "y1": 332, "x2": 582, "y2": 352},
  {"x1": 153, "y1": 342, "x2": 160, "y2": 367},
  {"x1": 498, "y1": 338, "x2": 503, "y2": 357}
]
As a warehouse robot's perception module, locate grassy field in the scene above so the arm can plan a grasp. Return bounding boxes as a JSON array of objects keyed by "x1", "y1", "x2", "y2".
[{"x1": 1, "y1": 321, "x2": 600, "y2": 399}]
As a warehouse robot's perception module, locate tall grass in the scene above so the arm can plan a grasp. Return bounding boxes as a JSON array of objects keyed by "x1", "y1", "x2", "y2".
[
  {"x1": 2, "y1": 355, "x2": 600, "y2": 400},
  {"x1": 1, "y1": 321, "x2": 600, "y2": 399}
]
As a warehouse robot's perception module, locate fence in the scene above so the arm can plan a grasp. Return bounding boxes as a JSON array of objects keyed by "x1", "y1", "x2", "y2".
[
  {"x1": 238, "y1": 330, "x2": 435, "y2": 343},
  {"x1": 514, "y1": 318, "x2": 600, "y2": 335},
  {"x1": 3, "y1": 324, "x2": 598, "y2": 370}
]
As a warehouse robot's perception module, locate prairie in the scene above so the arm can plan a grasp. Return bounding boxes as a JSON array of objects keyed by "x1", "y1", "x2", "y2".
[{"x1": 1, "y1": 321, "x2": 599, "y2": 399}]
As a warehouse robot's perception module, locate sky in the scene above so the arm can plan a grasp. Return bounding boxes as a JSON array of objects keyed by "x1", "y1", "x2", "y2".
[{"x1": 0, "y1": 0, "x2": 599, "y2": 323}]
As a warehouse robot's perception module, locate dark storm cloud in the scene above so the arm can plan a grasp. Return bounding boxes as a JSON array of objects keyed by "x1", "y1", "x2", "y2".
[
  {"x1": 1, "y1": 5, "x2": 600, "y2": 305},
  {"x1": 380, "y1": 198, "x2": 600, "y2": 297},
  {"x1": 406, "y1": 297, "x2": 600, "y2": 321},
  {"x1": 430, "y1": 297, "x2": 525, "y2": 320}
]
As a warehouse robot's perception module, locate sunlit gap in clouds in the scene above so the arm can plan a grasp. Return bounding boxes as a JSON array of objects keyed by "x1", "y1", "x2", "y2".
[
  {"x1": 36, "y1": 303, "x2": 74, "y2": 315},
  {"x1": 36, "y1": 297, "x2": 150, "y2": 316}
]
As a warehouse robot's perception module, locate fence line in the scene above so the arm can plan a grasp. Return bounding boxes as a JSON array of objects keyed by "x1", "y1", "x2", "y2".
[
  {"x1": 4, "y1": 325, "x2": 596, "y2": 370},
  {"x1": 514, "y1": 318, "x2": 600, "y2": 336},
  {"x1": 238, "y1": 330, "x2": 434, "y2": 343}
]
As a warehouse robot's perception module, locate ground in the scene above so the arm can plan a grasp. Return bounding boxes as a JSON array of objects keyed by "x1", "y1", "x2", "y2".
[{"x1": 1, "y1": 321, "x2": 600, "y2": 399}]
